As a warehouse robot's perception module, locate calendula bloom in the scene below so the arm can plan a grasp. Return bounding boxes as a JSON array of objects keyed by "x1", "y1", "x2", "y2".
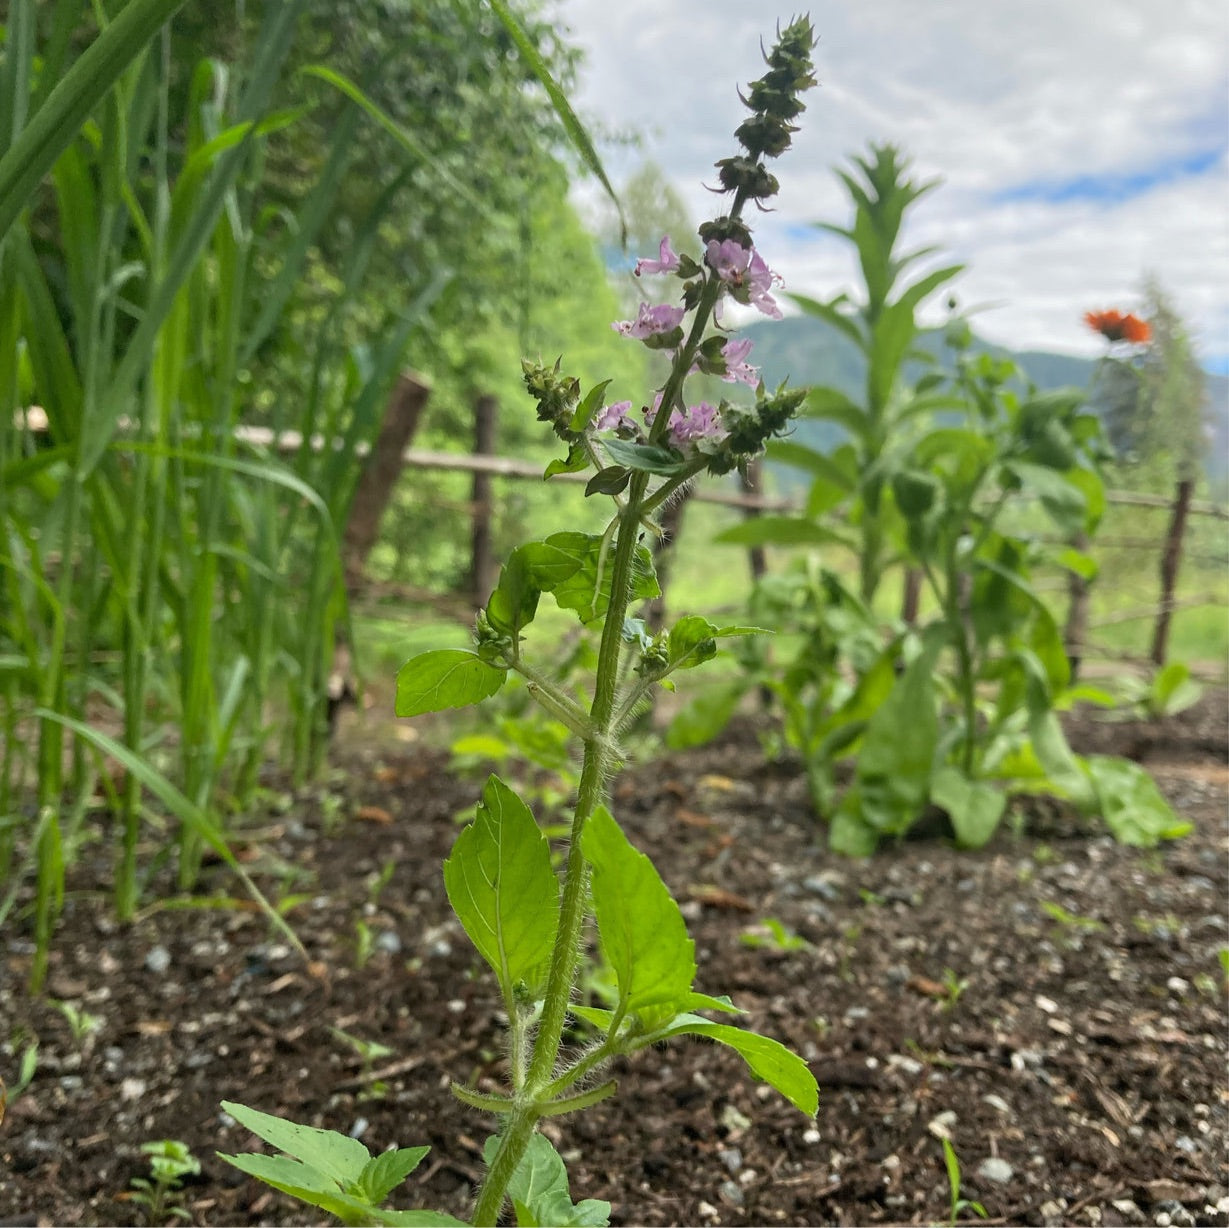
[
  {"x1": 634, "y1": 237, "x2": 681, "y2": 277},
  {"x1": 594, "y1": 400, "x2": 635, "y2": 431},
  {"x1": 1084, "y1": 309, "x2": 1151, "y2": 345},
  {"x1": 721, "y1": 337, "x2": 760, "y2": 388},
  {"x1": 612, "y1": 302, "x2": 686, "y2": 339}
]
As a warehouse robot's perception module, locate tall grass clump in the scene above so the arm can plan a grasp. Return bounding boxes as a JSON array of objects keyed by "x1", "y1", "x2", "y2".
[{"x1": 0, "y1": 0, "x2": 449, "y2": 987}]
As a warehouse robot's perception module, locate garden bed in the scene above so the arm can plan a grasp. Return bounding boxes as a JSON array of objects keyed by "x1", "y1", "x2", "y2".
[{"x1": 2, "y1": 695, "x2": 1226, "y2": 1227}]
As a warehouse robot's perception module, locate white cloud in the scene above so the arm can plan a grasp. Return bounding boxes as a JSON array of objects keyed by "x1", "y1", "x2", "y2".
[{"x1": 554, "y1": 0, "x2": 1229, "y2": 364}]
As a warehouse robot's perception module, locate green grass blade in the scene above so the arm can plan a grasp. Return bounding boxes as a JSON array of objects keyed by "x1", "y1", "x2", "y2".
[
  {"x1": 485, "y1": 0, "x2": 625, "y2": 244},
  {"x1": 0, "y1": 0, "x2": 190, "y2": 242},
  {"x1": 34, "y1": 709, "x2": 307, "y2": 960}
]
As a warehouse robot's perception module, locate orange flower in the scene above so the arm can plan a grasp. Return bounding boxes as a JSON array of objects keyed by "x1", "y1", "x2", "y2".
[{"x1": 1084, "y1": 309, "x2": 1151, "y2": 345}]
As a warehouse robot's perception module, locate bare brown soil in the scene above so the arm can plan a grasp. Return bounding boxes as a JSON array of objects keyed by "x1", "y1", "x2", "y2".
[{"x1": 1, "y1": 694, "x2": 1226, "y2": 1227}]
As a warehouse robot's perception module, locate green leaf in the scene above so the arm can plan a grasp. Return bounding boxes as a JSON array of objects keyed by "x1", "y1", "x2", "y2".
[
  {"x1": 220, "y1": 1102, "x2": 369, "y2": 1188},
  {"x1": 585, "y1": 466, "x2": 630, "y2": 497},
  {"x1": 930, "y1": 767, "x2": 1007, "y2": 848},
  {"x1": 601, "y1": 438, "x2": 687, "y2": 476},
  {"x1": 549, "y1": 537, "x2": 659, "y2": 626},
  {"x1": 544, "y1": 444, "x2": 590, "y2": 479},
  {"x1": 652, "y1": 1016, "x2": 818, "y2": 1116},
  {"x1": 852, "y1": 633, "x2": 944, "y2": 835},
  {"x1": 715, "y1": 517, "x2": 855, "y2": 550},
  {"x1": 582, "y1": 806, "x2": 695, "y2": 1016},
  {"x1": 359, "y1": 1147, "x2": 431, "y2": 1205},
  {"x1": 484, "y1": 1134, "x2": 611, "y2": 1228},
  {"x1": 1006, "y1": 461, "x2": 1088, "y2": 535},
  {"x1": 665, "y1": 616, "x2": 764, "y2": 672},
  {"x1": 444, "y1": 776, "x2": 560, "y2": 1001},
  {"x1": 828, "y1": 792, "x2": 880, "y2": 857},
  {"x1": 570, "y1": 380, "x2": 612, "y2": 433},
  {"x1": 764, "y1": 440, "x2": 856, "y2": 491},
  {"x1": 395, "y1": 651, "x2": 506, "y2": 718},
  {"x1": 1084, "y1": 757, "x2": 1192, "y2": 846},
  {"x1": 665, "y1": 681, "x2": 747, "y2": 749}
]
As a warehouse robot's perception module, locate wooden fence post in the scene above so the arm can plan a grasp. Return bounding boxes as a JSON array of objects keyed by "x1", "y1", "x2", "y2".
[
  {"x1": 342, "y1": 371, "x2": 430, "y2": 580},
  {"x1": 740, "y1": 457, "x2": 768, "y2": 589},
  {"x1": 470, "y1": 393, "x2": 499, "y2": 608},
  {"x1": 1150, "y1": 477, "x2": 1194, "y2": 667},
  {"x1": 1063, "y1": 530, "x2": 1090, "y2": 681}
]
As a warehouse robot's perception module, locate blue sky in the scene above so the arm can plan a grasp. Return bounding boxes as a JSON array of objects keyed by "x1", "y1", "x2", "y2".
[{"x1": 554, "y1": 0, "x2": 1229, "y2": 376}]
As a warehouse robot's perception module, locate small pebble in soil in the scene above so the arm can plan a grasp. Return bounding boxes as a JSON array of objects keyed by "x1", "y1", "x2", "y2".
[
  {"x1": 121, "y1": 1077, "x2": 146, "y2": 1101},
  {"x1": 144, "y1": 945, "x2": 171, "y2": 975},
  {"x1": 718, "y1": 1148, "x2": 742, "y2": 1175},
  {"x1": 802, "y1": 1128, "x2": 821, "y2": 1145},
  {"x1": 976, "y1": 1157, "x2": 1014, "y2": 1184},
  {"x1": 696, "y1": 1201, "x2": 719, "y2": 1221},
  {"x1": 1039, "y1": 1198, "x2": 1068, "y2": 1225},
  {"x1": 1110, "y1": 1198, "x2": 1146, "y2": 1225},
  {"x1": 719, "y1": 1104, "x2": 751, "y2": 1134},
  {"x1": 982, "y1": 1093, "x2": 1011, "y2": 1114},
  {"x1": 349, "y1": 1117, "x2": 369, "y2": 1139},
  {"x1": 927, "y1": 1111, "x2": 957, "y2": 1140},
  {"x1": 375, "y1": 930, "x2": 402, "y2": 954},
  {"x1": 1166, "y1": 976, "x2": 1190, "y2": 996},
  {"x1": 446, "y1": 998, "x2": 465, "y2": 1014},
  {"x1": 718, "y1": 1180, "x2": 744, "y2": 1208}
]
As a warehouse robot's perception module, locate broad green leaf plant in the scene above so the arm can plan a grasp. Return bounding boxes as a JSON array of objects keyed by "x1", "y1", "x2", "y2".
[
  {"x1": 222, "y1": 20, "x2": 820, "y2": 1226},
  {"x1": 698, "y1": 144, "x2": 1189, "y2": 854}
]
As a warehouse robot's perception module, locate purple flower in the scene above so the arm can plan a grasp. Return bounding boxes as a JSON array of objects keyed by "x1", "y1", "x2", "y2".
[
  {"x1": 706, "y1": 239, "x2": 751, "y2": 282},
  {"x1": 612, "y1": 302, "x2": 686, "y2": 339},
  {"x1": 705, "y1": 239, "x2": 783, "y2": 320},
  {"x1": 746, "y1": 249, "x2": 783, "y2": 319},
  {"x1": 645, "y1": 395, "x2": 727, "y2": 451},
  {"x1": 634, "y1": 237, "x2": 680, "y2": 277},
  {"x1": 594, "y1": 400, "x2": 635, "y2": 431},
  {"x1": 721, "y1": 337, "x2": 760, "y2": 388}
]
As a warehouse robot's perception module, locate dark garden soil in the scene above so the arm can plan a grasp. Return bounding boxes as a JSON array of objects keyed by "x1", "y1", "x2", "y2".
[{"x1": 2, "y1": 692, "x2": 1227, "y2": 1228}]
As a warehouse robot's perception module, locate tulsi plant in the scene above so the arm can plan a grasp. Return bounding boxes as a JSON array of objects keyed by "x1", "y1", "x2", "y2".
[{"x1": 221, "y1": 19, "x2": 820, "y2": 1226}]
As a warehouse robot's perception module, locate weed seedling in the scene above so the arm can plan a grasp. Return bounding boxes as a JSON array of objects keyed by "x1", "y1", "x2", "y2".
[
  {"x1": 51, "y1": 1000, "x2": 104, "y2": 1047},
  {"x1": 329, "y1": 1027, "x2": 393, "y2": 1100},
  {"x1": 940, "y1": 969, "x2": 969, "y2": 1011},
  {"x1": 128, "y1": 1139, "x2": 200, "y2": 1224},
  {"x1": 941, "y1": 1138, "x2": 988, "y2": 1226},
  {"x1": 352, "y1": 919, "x2": 375, "y2": 971},
  {"x1": 740, "y1": 917, "x2": 812, "y2": 952},
  {"x1": 1040, "y1": 900, "x2": 1105, "y2": 944}
]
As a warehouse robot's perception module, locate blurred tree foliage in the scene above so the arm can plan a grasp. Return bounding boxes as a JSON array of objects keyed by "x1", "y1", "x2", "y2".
[{"x1": 163, "y1": 0, "x2": 646, "y2": 585}]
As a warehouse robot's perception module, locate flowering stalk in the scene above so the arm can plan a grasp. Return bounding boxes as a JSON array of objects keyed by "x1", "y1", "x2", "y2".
[{"x1": 466, "y1": 23, "x2": 817, "y2": 1224}]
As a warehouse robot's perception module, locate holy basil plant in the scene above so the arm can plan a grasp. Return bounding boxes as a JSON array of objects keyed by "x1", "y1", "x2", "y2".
[{"x1": 220, "y1": 18, "x2": 819, "y2": 1227}]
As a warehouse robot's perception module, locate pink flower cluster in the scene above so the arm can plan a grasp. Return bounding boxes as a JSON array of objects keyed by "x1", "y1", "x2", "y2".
[{"x1": 594, "y1": 394, "x2": 728, "y2": 454}]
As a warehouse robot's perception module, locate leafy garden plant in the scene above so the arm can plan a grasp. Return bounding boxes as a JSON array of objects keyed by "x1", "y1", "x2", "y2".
[
  {"x1": 701, "y1": 143, "x2": 1189, "y2": 855},
  {"x1": 221, "y1": 20, "x2": 820, "y2": 1226}
]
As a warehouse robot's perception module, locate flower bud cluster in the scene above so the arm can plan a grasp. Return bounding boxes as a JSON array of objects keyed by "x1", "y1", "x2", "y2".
[
  {"x1": 522, "y1": 358, "x2": 581, "y2": 442},
  {"x1": 716, "y1": 16, "x2": 817, "y2": 202},
  {"x1": 703, "y1": 383, "x2": 809, "y2": 476}
]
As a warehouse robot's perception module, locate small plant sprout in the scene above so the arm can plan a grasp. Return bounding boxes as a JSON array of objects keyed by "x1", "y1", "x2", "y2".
[
  {"x1": 940, "y1": 969, "x2": 969, "y2": 1011},
  {"x1": 221, "y1": 18, "x2": 820, "y2": 1225},
  {"x1": 51, "y1": 999, "x2": 104, "y2": 1047},
  {"x1": 329, "y1": 1027, "x2": 394, "y2": 1100},
  {"x1": 353, "y1": 920, "x2": 376, "y2": 971},
  {"x1": 127, "y1": 1140, "x2": 200, "y2": 1225},
  {"x1": 1219, "y1": 947, "x2": 1229, "y2": 985},
  {"x1": 941, "y1": 1138, "x2": 988, "y2": 1226},
  {"x1": 1040, "y1": 900, "x2": 1105, "y2": 934},
  {"x1": 740, "y1": 917, "x2": 812, "y2": 952}
]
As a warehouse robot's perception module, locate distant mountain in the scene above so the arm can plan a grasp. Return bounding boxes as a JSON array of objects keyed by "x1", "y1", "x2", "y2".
[{"x1": 741, "y1": 316, "x2": 1229, "y2": 481}]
